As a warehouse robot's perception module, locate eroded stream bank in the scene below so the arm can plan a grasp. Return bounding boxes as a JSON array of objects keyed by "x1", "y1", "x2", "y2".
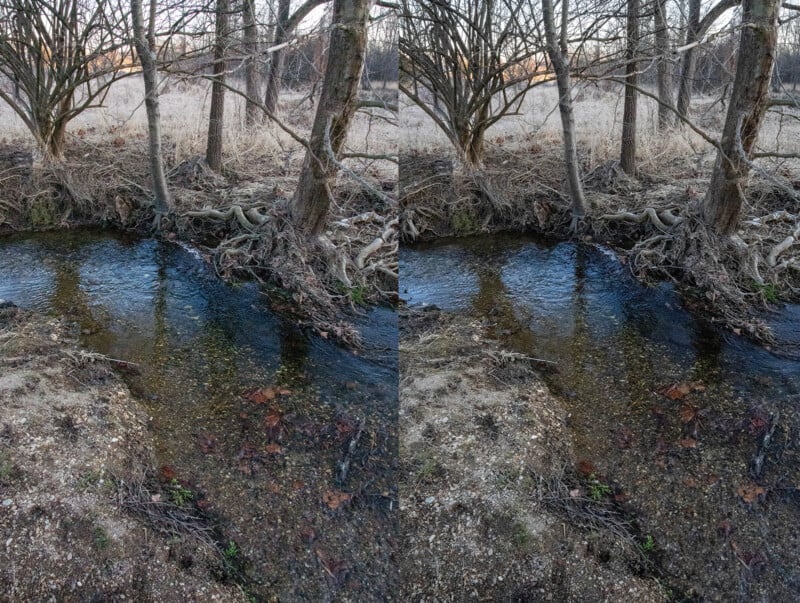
[
  {"x1": 400, "y1": 234, "x2": 800, "y2": 601},
  {"x1": 0, "y1": 230, "x2": 398, "y2": 601}
]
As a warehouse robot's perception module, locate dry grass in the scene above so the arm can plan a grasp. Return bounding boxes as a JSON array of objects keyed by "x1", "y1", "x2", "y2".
[
  {"x1": 400, "y1": 81, "x2": 800, "y2": 176},
  {"x1": 0, "y1": 75, "x2": 397, "y2": 182}
]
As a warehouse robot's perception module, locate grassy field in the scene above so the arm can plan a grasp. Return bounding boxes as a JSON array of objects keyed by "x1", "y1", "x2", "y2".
[
  {"x1": 0, "y1": 75, "x2": 398, "y2": 181},
  {"x1": 400, "y1": 81, "x2": 800, "y2": 177}
]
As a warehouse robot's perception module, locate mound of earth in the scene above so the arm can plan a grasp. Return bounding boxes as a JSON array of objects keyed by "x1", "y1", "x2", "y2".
[
  {"x1": 398, "y1": 306, "x2": 667, "y2": 601},
  {"x1": 0, "y1": 305, "x2": 243, "y2": 602}
]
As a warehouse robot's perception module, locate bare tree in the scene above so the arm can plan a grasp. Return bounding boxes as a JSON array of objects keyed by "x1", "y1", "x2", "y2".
[
  {"x1": 654, "y1": 0, "x2": 674, "y2": 128},
  {"x1": 703, "y1": 0, "x2": 780, "y2": 234},
  {"x1": 263, "y1": 0, "x2": 329, "y2": 117},
  {"x1": 131, "y1": 0, "x2": 172, "y2": 218},
  {"x1": 620, "y1": 0, "x2": 640, "y2": 174},
  {"x1": 400, "y1": 0, "x2": 546, "y2": 169},
  {"x1": 291, "y1": 0, "x2": 373, "y2": 234},
  {"x1": 242, "y1": 0, "x2": 259, "y2": 125},
  {"x1": 542, "y1": 0, "x2": 587, "y2": 224},
  {"x1": 0, "y1": 0, "x2": 132, "y2": 161},
  {"x1": 676, "y1": 0, "x2": 741, "y2": 118},
  {"x1": 206, "y1": 0, "x2": 228, "y2": 172}
]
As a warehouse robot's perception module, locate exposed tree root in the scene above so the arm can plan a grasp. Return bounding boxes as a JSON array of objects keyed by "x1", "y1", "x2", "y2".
[{"x1": 180, "y1": 196, "x2": 398, "y2": 347}]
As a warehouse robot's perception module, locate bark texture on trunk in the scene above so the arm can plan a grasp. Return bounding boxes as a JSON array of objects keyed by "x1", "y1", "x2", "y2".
[
  {"x1": 132, "y1": 0, "x2": 171, "y2": 215},
  {"x1": 654, "y1": 0, "x2": 674, "y2": 129},
  {"x1": 205, "y1": 0, "x2": 228, "y2": 172},
  {"x1": 620, "y1": 0, "x2": 639, "y2": 175},
  {"x1": 703, "y1": 0, "x2": 779, "y2": 234},
  {"x1": 242, "y1": 0, "x2": 260, "y2": 126},
  {"x1": 542, "y1": 0, "x2": 586, "y2": 219},
  {"x1": 291, "y1": 0, "x2": 372, "y2": 235}
]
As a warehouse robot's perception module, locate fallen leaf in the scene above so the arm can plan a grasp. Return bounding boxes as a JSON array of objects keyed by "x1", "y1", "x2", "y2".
[
  {"x1": 243, "y1": 387, "x2": 277, "y2": 404},
  {"x1": 662, "y1": 381, "x2": 706, "y2": 400},
  {"x1": 345, "y1": 381, "x2": 358, "y2": 390},
  {"x1": 267, "y1": 482, "x2": 281, "y2": 493},
  {"x1": 717, "y1": 519, "x2": 733, "y2": 537},
  {"x1": 576, "y1": 460, "x2": 595, "y2": 477},
  {"x1": 678, "y1": 405, "x2": 699, "y2": 424},
  {"x1": 264, "y1": 412, "x2": 282, "y2": 428},
  {"x1": 323, "y1": 490, "x2": 352, "y2": 510},
  {"x1": 159, "y1": 465, "x2": 177, "y2": 482},
  {"x1": 663, "y1": 383, "x2": 691, "y2": 400},
  {"x1": 264, "y1": 443, "x2": 282, "y2": 454},
  {"x1": 737, "y1": 482, "x2": 766, "y2": 503},
  {"x1": 679, "y1": 437, "x2": 698, "y2": 448}
]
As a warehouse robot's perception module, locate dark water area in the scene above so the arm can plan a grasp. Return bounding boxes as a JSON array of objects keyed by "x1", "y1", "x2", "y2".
[
  {"x1": 0, "y1": 230, "x2": 398, "y2": 601},
  {"x1": 401, "y1": 233, "x2": 800, "y2": 601}
]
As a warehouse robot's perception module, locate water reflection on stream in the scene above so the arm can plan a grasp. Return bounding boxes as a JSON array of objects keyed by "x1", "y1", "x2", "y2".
[
  {"x1": 401, "y1": 234, "x2": 800, "y2": 601},
  {"x1": 0, "y1": 230, "x2": 398, "y2": 600}
]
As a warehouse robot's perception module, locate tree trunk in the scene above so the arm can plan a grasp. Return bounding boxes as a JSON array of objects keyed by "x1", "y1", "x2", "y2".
[
  {"x1": 703, "y1": 0, "x2": 778, "y2": 234},
  {"x1": 291, "y1": 0, "x2": 372, "y2": 235},
  {"x1": 206, "y1": 0, "x2": 228, "y2": 172},
  {"x1": 242, "y1": 0, "x2": 260, "y2": 126},
  {"x1": 620, "y1": 0, "x2": 639, "y2": 175},
  {"x1": 654, "y1": 0, "x2": 674, "y2": 129},
  {"x1": 132, "y1": 0, "x2": 172, "y2": 215},
  {"x1": 263, "y1": 0, "x2": 291, "y2": 116},
  {"x1": 677, "y1": 0, "x2": 741, "y2": 118},
  {"x1": 542, "y1": 0, "x2": 586, "y2": 220},
  {"x1": 676, "y1": 0, "x2": 700, "y2": 118}
]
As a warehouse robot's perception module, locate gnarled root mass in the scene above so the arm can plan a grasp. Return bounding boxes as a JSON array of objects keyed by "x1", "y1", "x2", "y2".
[
  {"x1": 595, "y1": 190, "x2": 800, "y2": 342},
  {"x1": 180, "y1": 194, "x2": 398, "y2": 347}
]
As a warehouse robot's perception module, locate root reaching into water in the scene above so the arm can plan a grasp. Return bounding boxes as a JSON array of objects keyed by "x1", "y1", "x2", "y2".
[{"x1": 179, "y1": 196, "x2": 398, "y2": 346}]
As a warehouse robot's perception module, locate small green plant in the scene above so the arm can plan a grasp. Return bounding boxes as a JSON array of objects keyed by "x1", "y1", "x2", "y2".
[
  {"x1": 588, "y1": 474, "x2": 612, "y2": 501},
  {"x1": 93, "y1": 526, "x2": 110, "y2": 550},
  {"x1": 224, "y1": 540, "x2": 239, "y2": 562},
  {"x1": 348, "y1": 286, "x2": 368, "y2": 306},
  {"x1": 642, "y1": 534, "x2": 655, "y2": 553},
  {"x1": 0, "y1": 452, "x2": 13, "y2": 481},
  {"x1": 753, "y1": 281, "x2": 779, "y2": 302},
  {"x1": 168, "y1": 479, "x2": 194, "y2": 506}
]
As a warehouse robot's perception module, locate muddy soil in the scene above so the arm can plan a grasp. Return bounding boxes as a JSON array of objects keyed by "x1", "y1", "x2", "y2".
[
  {"x1": 398, "y1": 306, "x2": 667, "y2": 601},
  {"x1": 0, "y1": 305, "x2": 243, "y2": 602}
]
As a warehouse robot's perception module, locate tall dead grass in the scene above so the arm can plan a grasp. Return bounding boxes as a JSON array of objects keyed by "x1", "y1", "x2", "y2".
[{"x1": 400, "y1": 81, "x2": 800, "y2": 177}]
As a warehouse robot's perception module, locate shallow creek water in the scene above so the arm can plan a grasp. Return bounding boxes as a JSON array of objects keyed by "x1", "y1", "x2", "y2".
[
  {"x1": 401, "y1": 234, "x2": 800, "y2": 601},
  {"x1": 0, "y1": 230, "x2": 398, "y2": 601}
]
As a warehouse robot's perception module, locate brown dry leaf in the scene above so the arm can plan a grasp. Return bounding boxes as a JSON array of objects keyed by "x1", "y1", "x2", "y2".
[
  {"x1": 264, "y1": 443, "x2": 282, "y2": 454},
  {"x1": 323, "y1": 490, "x2": 352, "y2": 510},
  {"x1": 663, "y1": 383, "x2": 692, "y2": 400},
  {"x1": 159, "y1": 465, "x2": 177, "y2": 482},
  {"x1": 264, "y1": 412, "x2": 281, "y2": 428},
  {"x1": 679, "y1": 437, "x2": 698, "y2": 448},
  {"x1": 663, "y1": 381, "x2": 705, "y2": 400},
  {"x1": 576, "y1": 460, "x2": 595, "y2": 477},
  {"x1": 243, "y1": 387, "x2": 276, "y2": 404},
  {"x1": 678, "y1": 405, "x2": 699, "y2": 424},
  {"x1": 737, "y1": 483, "x2": 766, "y2": 503}
]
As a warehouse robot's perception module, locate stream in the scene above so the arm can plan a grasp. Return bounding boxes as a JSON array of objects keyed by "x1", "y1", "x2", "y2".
[
  {"x1": 401, "y1": 233, "x2": 800, "y2": 601},
  {"x1": 0, "y1": 230, "x2": 398, "y2": 601}
]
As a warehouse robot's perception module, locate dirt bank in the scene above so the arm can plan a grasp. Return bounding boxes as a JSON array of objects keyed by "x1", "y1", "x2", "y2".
[
  {"x1": 398, "y1": 305, "x2": 668, "y2": 601},
  {"x1": 0, "y1": 304, "x2": 244, "y2": 602}
]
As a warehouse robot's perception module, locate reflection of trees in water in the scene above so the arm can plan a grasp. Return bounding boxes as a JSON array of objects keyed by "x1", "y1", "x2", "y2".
[
  {"x1": 276, "y1": 323, "x2": 309, "y2": 386},
  {"x1": 49, "y1": 255, "x2": 108, "y2": 338}
]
